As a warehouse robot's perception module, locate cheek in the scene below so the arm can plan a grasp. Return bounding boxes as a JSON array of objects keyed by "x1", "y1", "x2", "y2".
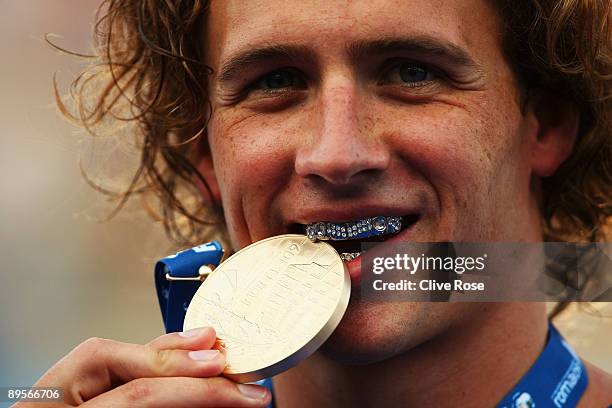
[
  {"x1": 387, "y1": 105, "x2": 492, "y2": 188},
  {"x1": 208, "y1": 111, "x2": 298, "y2": 232},
  {"x1": 377, "y1": 98, "x2": 523, "y2": 235}
]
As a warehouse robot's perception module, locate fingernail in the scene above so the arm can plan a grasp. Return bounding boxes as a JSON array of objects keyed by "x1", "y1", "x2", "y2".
[
  {"x1": 237, "y1": 384, "x2": 268, "y2": 400},
  {"x1": 179, "y1": 327, "x2": 209, "y2": 338},
  {"x1": 188, "y1": 349, "x2": 220, "y2": 361}
]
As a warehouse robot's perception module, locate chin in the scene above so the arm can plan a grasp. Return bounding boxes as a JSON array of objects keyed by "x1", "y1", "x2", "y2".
[{"x1": 317, "y1": 294, "x2": 456, "y2": 365}]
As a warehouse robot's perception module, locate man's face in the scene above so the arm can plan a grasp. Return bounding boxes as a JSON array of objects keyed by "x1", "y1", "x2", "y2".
[{"x1": 203, "y1": 0, "x2": 540, "y2": 361}]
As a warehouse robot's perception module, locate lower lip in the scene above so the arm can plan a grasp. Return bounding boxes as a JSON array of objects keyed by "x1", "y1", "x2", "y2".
[{"x1": 343, "y1": 220, "x2": 419, "y2": 286}]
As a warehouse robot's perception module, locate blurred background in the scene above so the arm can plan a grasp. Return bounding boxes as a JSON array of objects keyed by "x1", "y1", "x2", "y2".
[
  {"x1": 0, "y1": 2, "x2": 170, "y2": 405},
  {"x1": 0, "y1": 2, "x2": 610, "y2": 407}
]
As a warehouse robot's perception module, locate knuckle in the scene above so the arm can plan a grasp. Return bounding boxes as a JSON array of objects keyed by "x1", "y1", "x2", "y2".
[
  {"x1": 81, "y1": 336, "x2": 106, "y2": 349},
  {"x1": 203, "y1": 377, "x2": 235, "y2": 400},
  {"x1": 123, "y1": 378, "x2": 153, "y2": 403},
  {"x1": 152, "y1": 348, "x2": 174, "y2": 374},
  {"x1": 144, "y1": 333, "x2": 165, "y2": 348},
  {"x1": 73, "y1": 337, "x2": 112, "y2": 357}
]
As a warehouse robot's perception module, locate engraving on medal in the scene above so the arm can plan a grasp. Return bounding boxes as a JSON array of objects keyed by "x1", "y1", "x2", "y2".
[{"x1": 183, "y1": 234, "x2": 350, "y2": 382}]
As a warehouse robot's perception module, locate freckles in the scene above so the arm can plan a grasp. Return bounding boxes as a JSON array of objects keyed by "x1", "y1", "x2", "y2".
[
  {"x1": 359, "y1": 109, "x2": 376, "y2": 136},
  {"x1": 420, "y1": 111, "x2": 497, "y2": 223}
]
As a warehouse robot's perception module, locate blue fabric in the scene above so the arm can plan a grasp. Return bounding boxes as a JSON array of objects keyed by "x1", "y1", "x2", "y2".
[
  {"x1": 154, "y1": 241, "x2": 224, "y2": 333},
  {"x1": 496, "y1": 323, "x2": 588, "y2": 408}
]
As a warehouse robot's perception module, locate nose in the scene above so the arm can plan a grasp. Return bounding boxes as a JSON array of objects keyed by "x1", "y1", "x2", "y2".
[{"x1": 295, "y1": 80, "x2": 390, "y2": 185}]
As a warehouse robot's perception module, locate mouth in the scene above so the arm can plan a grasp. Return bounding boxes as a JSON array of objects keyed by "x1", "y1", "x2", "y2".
[{"x1": 290, "y1": 214, "x2": 420, "y2": 262}]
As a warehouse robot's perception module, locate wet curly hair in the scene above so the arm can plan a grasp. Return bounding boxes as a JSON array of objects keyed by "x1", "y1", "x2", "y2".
[{"x1": 54, "y1": 1, "x2": 610, "y2": 249}]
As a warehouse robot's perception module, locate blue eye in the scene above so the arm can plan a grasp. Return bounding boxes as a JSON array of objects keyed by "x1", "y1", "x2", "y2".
[
  {"x1": 255, "y1": 70, "x2": 296, "y2": 90},
  {"x1": 398, "y1": 63, "x2": 431, "y2": 83}
]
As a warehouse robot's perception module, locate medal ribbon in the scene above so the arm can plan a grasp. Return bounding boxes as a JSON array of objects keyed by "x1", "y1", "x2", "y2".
[
  {"x1": 154, "y1": 241, "x2": 224, "y2": 333},
  {"x1": 496, "y1": 323, "x2": 588, "y2": 408}
]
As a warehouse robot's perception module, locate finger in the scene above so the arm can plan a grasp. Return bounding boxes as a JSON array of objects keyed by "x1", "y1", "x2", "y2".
[
  {"x1": 81, "y1": 377, "x2": 272, "y2": 408},
  {"x1": 61, "y1": 337, "x2": 226, "y2": 403},
  {"x1": 146, "y1": 327, "x2": 217, "y2": 351}
]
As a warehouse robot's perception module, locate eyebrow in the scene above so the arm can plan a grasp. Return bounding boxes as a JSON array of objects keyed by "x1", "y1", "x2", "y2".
[
  {"x1": 216, "y1": 35, "x2": 483, "y2": 84},
  {"x1": 347, "y1": 37, "x2": 482, "y2": 71},
  {"x1": 217, "y1": 44, "x2": 316, "y2": 84}
]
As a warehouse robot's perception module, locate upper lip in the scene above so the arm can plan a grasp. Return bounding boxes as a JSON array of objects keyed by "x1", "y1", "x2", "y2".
[{"x1": 289, "y1": 205, "x2": 423, "y2": 225}]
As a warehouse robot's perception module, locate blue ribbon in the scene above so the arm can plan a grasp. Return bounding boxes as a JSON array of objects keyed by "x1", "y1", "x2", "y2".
[
  {"x1": 154, "y1": 241, "x2": 224, "y2": 333},
  {"x1": 496, "y1": 323, "x2": 588, "y2": 408}
]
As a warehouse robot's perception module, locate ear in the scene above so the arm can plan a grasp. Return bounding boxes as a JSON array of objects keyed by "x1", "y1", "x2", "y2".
[
  {"x1": 526, "y1": 90, "x2": 579, "y2": 177},
  {"x1": 194, "y1": 138, "x2": 222, "y2": 206}
]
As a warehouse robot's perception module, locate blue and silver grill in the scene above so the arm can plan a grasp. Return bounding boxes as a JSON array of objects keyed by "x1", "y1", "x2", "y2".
[{"x1": 305, "y1": 216, "x2": 402, "y2": 242}]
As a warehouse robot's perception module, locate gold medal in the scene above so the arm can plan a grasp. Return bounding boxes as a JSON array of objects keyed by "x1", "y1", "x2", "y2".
[{"x1": 183, "y1": 234, "x2": 350, "y2": 383}]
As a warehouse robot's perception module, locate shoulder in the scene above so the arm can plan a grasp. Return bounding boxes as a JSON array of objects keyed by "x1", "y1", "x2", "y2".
[{"x1": 578, "y1": 360, "x2": 612, "y2": 407}]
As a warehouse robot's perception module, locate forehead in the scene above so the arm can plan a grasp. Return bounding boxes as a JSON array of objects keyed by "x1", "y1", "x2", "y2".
[{"x1": 205, "y1": 0, "x2": 501, "y2": 66}]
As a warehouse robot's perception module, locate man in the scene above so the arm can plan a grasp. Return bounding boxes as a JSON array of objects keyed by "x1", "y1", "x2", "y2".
[{"x1": 22, "y1": 0, "x2": 611, "y2": 406}]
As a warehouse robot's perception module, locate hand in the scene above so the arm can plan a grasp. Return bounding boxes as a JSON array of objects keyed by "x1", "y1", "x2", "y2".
[{"x1": 14, "y1": 327, "x2": 271, "y2": 407}]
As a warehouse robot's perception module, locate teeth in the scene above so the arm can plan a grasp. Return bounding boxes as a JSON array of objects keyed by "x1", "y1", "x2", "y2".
[
  {"x1": 339, "y1": 252, "x2": 362, "y2": 262},
  {"x1": 305, "y1": 216, "x2": 402, "y2": 242}
]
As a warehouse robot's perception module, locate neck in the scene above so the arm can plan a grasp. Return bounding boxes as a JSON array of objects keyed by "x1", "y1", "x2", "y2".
[{"x1": 273, "y1": 302, "x2": 548, "y2": 408}]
